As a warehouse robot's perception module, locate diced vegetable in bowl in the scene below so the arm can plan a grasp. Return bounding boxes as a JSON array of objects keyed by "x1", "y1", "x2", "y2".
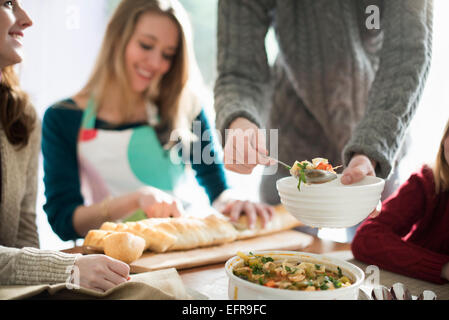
[
  {"x1": 225, "y1": 251, "x2": 364, "y2": 300},
  {"x1": 233, "y1": 251, "x2": 352, "y2": 291}
]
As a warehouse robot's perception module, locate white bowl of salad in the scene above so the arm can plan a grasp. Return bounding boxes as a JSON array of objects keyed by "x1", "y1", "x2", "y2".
[{"x1": 225, "y1": 251, "x2": 364, "y2": 300}]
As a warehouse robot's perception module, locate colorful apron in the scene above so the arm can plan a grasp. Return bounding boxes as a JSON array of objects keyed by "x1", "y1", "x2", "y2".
[{"x1": 77, "y1": 97, "x2": 185, "y2": 220}]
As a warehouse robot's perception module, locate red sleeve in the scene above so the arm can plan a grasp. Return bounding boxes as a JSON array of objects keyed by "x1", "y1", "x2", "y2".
[{"x1": 351, "y1": 166, "x2": 449, "y2": 284}]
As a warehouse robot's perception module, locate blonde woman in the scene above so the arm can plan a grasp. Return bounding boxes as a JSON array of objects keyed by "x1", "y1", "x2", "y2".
[
  {"x1": 42, "y1": 0, "x2": 274, "y2": 241},
  {"x1": 352, "y1": 119, "x2": 449, "y2": 284},
  {"x1": 0, "y1": 0, "x2": 129, "y2": 291}
]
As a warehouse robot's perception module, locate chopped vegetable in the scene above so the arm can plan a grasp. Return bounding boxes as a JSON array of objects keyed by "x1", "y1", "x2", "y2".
[
  {"x1": 289, "y1": 158, "x2": 341, "y2": 191},
  {"x1": 264, "y1": 280, "x2": 277, "y2": 288}
]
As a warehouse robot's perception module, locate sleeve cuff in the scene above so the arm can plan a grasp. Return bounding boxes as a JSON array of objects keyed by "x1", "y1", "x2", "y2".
[
  {"x1": 14, "y1": 247, "x2": 81, "y2": 285},
  {"x1": 342, "y1": 110, "x2": 407, "y2": 179}
]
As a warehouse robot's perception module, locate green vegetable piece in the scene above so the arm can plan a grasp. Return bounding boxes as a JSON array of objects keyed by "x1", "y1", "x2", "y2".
[
  {"x1": 337, "y1": 267, "x2": 343, "y2": 278},
  {"x1": 320, "y1": 283, "x2": 329, "y2": 290},
  {"x1": 251, "y1": 265, "x2": 264, "y2": 275},
  {"x1": 295, "y1": 281, "x2": 310, "y2": 289},
  {"x1": 333, "y1": 281, "x2": 342, "y2": 288},
  {"x1": 296, "y1": 162, "x2": 309, "y2": 191},
  {"x1": 260, "y1": 256, "x2": 274, "y2": 264}
]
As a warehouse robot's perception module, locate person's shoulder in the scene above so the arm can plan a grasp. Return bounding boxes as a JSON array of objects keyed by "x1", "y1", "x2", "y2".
[
  {"x1": 405, "y1": 164, "x2": 435, "y2": 192},
  {"x1": 47, "y1": 98, "x2": 82, "y2": 112},
  {"x1": 413, "y1": 164, "x2": 434, "y2": 181},
  {"x1": 44, "y1": 98, "x2": 82, "y2": 122},
  {"x1": 42, "y1": 98, "x2": 84, "y2": 137}
]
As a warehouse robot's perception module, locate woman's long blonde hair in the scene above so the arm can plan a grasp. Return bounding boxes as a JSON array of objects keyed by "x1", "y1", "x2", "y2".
[
  {"x1": 0, "y1": 66, "x2": 36, "y2": 149},
  {"x1": 78, "y1": 0, "x2": 199, "y2": 142},
  {"x1": 433, "y1": 119, "x2": 449, "y2": 194}
]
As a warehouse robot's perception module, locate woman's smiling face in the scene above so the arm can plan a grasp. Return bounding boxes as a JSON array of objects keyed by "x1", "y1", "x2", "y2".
[
  {"x1": 124, "y1": 11, "x2": 179, "y2": 94},
  {"x1": 0, "y1": 0, "x2": 32, "y2": 69}
]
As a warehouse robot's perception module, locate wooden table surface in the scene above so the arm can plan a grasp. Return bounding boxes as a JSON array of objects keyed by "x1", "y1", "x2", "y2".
[{"x1": 179, "y1": 237, "x2": 351, "y2": 300}]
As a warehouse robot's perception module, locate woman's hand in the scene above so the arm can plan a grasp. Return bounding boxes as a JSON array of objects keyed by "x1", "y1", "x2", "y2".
[
  {"x1": 341, "y1": 154, "x2": 377, "y2": 185},
  {"x1": 220, "y1": 200, "x2": 275, "y2": 229},
  {"x1": 137, "y1": 186, "x2": 185, "y2": 218},
  {"x1": 72, "y1": 254, "x2": 130, "y2": 293},
  {"x1": 342, "y1": 154, "x2": 378, "y2": 218},
  {"x1": 223, "y1": 117, "x2": 276, "y2": 174}
]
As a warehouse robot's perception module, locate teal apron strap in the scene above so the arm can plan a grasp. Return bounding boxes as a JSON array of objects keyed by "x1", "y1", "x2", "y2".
[{"x1": 81, "y1": 97, "x2": 97, "y2": 129}]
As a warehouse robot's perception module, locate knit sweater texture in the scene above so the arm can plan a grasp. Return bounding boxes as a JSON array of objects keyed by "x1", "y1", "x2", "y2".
[
  {"x1": 0, "y1": 119, "x2": 78, "y2": 286},
  {"x1": 352, "y1": 165, "x2": 449, "y2": 284},
  {"x1": 214, "y1": 0, "x2": 433, "y2": 204}
]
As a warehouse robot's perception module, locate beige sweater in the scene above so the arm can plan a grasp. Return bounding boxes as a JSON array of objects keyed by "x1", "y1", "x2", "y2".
[{"x1": 0, "y1": 119, "x2": 79, "y2": 286}]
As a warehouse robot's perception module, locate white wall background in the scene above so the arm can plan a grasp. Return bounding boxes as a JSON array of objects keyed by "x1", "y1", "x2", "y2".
[
  {"x1": 21, "y1": 0, "x2": 112, "y2": 249},
  {"x1": 17, "y1": 0, "x2": 449, "y2": 250}
]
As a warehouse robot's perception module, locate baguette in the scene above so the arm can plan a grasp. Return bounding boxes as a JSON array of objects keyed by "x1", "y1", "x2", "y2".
[
  {"x1": 102, "y1": 220, "x2": 178, "y2": 253},
  {"x1": 84, "y1": 230, "x2": 146, "y2": 264},
  {"x1": 84, "y1": 211, "x2": 300, "y2": 258},
  {"x1": 144, "y1": 214, "x2": 238, "y2": 251},
  {"x1": 130, "y1": 214, "x2": 238, "y2": 252},
  {"x1": 233, "y1": 209, "x2": 302, "y2": 240},
  {"x1": 84, "y1": 229, "x2": 115, "y2": 251},
  {"x1": 103, "y1": 232, "x2": 145, "y2": 264}
]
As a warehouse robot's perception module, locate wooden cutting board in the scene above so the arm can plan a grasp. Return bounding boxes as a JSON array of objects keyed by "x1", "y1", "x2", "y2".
[{"x1": 130, "y1": 230, "x2": 314, "y2": 274}]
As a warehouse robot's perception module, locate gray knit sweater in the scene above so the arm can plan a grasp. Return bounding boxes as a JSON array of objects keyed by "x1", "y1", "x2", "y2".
[
  {"x1": 0, "y1": 119, "x2": 79, "y2": 286},
  {"x1": 214, "y1": 0, "x2": 433, "y2": 204}
]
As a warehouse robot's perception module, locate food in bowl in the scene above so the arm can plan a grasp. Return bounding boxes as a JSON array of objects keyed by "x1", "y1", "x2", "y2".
[
  {"x1": 289, "y1": 158, "x2": 341, "y2": 190},
  {"x1": 233, "y1": 251, "x2": 352, "y2": 291},
  {"x1": 226, "y1": 251, "x2": 364, "y2": 300}
]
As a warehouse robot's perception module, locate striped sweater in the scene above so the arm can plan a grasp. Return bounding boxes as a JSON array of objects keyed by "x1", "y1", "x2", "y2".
[{"x1": 214, "y1": 0, "x2": 433, "y2": 204}]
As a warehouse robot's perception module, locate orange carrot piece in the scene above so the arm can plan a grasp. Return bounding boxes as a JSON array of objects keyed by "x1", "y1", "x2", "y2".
[{"x1": 264, "y1": 280, "x2": 277, "y2": 288}]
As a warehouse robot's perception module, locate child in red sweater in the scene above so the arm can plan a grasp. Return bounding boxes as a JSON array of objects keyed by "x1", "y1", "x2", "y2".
[{"x1": 352, "y1": 120, "x2": 449, "y2": 284}]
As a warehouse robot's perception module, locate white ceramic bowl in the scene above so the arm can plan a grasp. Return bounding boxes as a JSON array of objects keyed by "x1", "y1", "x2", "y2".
[
  {"x1": 225, "y1": 251, "x2": 365, "y2": 300},
  {"x1": 276, "y1": 175, "x2": 385, "y2": 228}
]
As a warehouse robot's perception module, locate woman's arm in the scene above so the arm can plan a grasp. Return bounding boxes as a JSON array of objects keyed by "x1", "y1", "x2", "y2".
[
  {"x1": 72, "y1": 192, "x2": 140, "y2": 237},
  {"x1": 43, "y1": 103, "x2": 185, "y2": 239},
  {"x1": 0, "y1": 245, "x2": 78, "y2": 286},
  {"x1": 214, "y1": 0, "x2": 275, "y2": 138},
  {"x1": 42, "y1": 104, "x2": 141, "y2": 238},
  {"x1": 191, "y1": 109, "x2": 229, "y2": 204},
  {"x1": 42, "y1": 104, "x2": 87, "y2": 241},
  {"x1": 15, "y1": 119, "x2": 41, "y2": 248},
  {"x1": 352, "y1": 166, "x2": 449, "y2": 284}
]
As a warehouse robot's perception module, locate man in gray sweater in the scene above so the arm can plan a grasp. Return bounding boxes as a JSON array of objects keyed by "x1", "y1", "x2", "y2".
[{"x1": 214, "y1": 0, "x2": 433, "y2": 229}]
